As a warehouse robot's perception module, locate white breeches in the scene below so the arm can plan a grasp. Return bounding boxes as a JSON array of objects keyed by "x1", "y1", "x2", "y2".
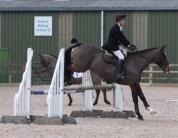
[
  {"x1": 73, "y1": 72, "x2": 83, "y2": 78},
  {"x1": 113, "y1": 50, "x2": 124, "y2": 60}
]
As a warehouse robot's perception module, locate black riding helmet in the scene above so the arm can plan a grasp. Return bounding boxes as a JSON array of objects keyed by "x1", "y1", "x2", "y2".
[
  {"x1": 115, "y1": 15, "x2": 126, "y2": 22},
  {"x1": 71, "y1": 38, "x2": 78, "y2": 44}
]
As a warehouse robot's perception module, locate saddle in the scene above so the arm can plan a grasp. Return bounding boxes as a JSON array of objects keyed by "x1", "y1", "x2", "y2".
[{"x1": 103, "y1": 50, "x2": 127, "y2": 66}]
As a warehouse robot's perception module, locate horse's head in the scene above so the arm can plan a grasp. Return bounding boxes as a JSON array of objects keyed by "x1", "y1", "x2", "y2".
[
  {"x1": 39, "y1": 54, "x2": 50, "y2": 73},
  {"x1": 154, "y1": 45, "x2": 171, "y2": 73}
]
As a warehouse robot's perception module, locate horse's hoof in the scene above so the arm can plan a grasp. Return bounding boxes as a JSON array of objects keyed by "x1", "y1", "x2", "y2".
[
  {"x1": 93, "y1": 103, "x2": 97, "y2": 106},
  {"x1": 138, "y1": 116, "x2": 144, "y2": 121},
  {"x1": 105, "y1": 101, "x2": 111, "y2": 105},
  {"x1": 150, "y1": 110, "x2": 158, "y2": 114},
  {"x1": 68, "y1": 103, "x2": 72, "y2": 106}
]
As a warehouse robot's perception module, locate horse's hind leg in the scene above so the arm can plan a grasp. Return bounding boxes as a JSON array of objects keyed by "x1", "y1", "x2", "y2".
[
  {"x1": 67, "y1": 94, "x2": 73, "y2": 106},
  {"x1": 93, "y1": 89, "x2": 100, "y2": 106},
  {"x1": 101, "y1": 89, "x2": 111, "y2": 105},
  {"x1": 93, "y1": 89, "x2": 111, "y2": 106}
]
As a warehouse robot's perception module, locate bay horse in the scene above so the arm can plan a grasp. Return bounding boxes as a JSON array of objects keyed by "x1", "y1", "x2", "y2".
[
  {"x1": 65, "y1": 44, "x2": 171, "y2": 120},
  {"x1": 38, "y1": 54, "x2": 111, "y2": 106}
]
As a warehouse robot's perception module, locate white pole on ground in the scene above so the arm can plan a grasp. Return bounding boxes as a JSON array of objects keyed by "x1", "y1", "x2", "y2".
[
  {"x1": 113, "y1": 83, "x2": 124, "y2": 112},
  {"x1": 82, "y1": 70, "x2": 93, "y2": 111}
]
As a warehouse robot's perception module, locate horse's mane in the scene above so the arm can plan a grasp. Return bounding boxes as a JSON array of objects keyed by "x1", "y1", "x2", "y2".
[
  {"x1": 130, "y1": 47, "x2": 159, "y2": 55},
  {"x1": 48, "y1": 54, "x2": 58, "y2": 59}
]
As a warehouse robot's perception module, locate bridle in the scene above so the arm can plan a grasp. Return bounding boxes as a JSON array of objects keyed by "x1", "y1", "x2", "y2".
[
  {"x1": 156, "y1": 51, "x2": 170, "y2": 71},
  {"x1": 40, "y1": 58, "x2": 51, "y2": 73},
  {"x1": 136, "y1": 49, "x2": 170, "y2": 72}
]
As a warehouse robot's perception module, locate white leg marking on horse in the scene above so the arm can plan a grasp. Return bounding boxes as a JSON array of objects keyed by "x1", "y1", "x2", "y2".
[{"x1": 147, "y1": 107, "x2": 158, "y2": 114}]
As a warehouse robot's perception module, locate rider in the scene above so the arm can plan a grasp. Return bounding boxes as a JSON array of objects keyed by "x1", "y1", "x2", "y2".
[
  {"x1": 70, "y1": 38, "x2": 78, "y2": 46},
  {"x1": 68, "y1": 38, "x2": 83, "y2": 83},
  {"x1": 102, "y1": 14, "x2": 137, "y2": 80}
]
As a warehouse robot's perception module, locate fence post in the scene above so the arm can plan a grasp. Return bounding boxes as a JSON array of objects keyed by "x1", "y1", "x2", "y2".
[
  {"x1": 26, "y1": 48, "x2": 32, "y2": 116},
  {"x1": 8, "y1": 64, "x2": 11, "y2": 83},
  {"x1": 149, "y1": 65, "x2": 153, "y2": 86},
  {"x1": 82, "y1": 70, "x2": 93, "y2": 111}
]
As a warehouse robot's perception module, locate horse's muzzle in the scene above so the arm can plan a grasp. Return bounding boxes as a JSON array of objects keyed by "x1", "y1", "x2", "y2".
[
  {"x1": 41, "y1": 68, "x2": 47, "y2": 73},
  {"x1": 163, "y1": 64, "x2": 171, "y2": 73}
]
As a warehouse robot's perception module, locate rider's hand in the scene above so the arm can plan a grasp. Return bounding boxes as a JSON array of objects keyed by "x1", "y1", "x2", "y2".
[{"x1": 129, "y1": 44, "x2": 138, "y2": 52}]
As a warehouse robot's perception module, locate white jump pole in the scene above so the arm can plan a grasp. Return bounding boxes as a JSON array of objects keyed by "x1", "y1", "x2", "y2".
[
  {"x1": 59, "y1": 49, "x2": 65, "y2": 118},
  {"x1": 113, "y1": 83, "x2": 124, "y2": 111},
  {"x1": 82, "y1": 70, "x2": 94, "y2": 111}
]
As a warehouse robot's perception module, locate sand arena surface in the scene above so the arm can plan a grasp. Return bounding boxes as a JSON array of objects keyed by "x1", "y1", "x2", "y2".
[{"x1": 0, "y1": 85, "x2": 178, "y2": 138}]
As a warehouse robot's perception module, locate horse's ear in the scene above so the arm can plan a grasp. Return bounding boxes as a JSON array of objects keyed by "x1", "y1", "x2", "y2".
[
  {"x1": 39, "y1": 54, "x2": 44, "y2": 59},
  {"x1": 160, "y1": 45, "x2": 166, "y2": 51}
]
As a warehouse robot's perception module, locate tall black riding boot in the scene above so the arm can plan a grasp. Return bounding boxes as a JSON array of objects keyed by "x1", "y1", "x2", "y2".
[{"x1": 116, "y1": 59, "x2": 124, "y2": 80}]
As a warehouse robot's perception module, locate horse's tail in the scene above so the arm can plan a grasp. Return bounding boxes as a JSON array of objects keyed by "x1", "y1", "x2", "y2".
[{"x1": 64, "y1": 43, "x2": 82, "y2": 82}]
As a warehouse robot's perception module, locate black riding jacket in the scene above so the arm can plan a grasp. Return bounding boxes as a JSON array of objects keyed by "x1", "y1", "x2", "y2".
[{"x1": 102, "y1": 23, "x2": 130, "y2": 51}]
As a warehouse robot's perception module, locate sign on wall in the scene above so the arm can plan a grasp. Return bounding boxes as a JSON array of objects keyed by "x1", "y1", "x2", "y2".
[{"x1": 34, "y1": 16, "x2": 52, "y2": 36}]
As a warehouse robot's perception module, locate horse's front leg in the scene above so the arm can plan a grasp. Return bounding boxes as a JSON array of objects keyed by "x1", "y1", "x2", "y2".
[
  {"x1": 132, "y1": 93, "x2": 144, "y2": 120},
  {"x1": 136, "y1": 83, "x2": 158, "y2": 115}
]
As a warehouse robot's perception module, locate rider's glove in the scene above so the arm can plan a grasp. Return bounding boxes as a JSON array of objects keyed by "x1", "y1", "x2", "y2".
[{"x1": 129, "y1": 44, "x2": 138, "y2": 52}]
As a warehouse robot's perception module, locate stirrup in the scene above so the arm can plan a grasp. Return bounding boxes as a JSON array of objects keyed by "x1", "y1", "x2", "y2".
[{"x1": 116, "y1": 74, "x2": 125, "y2": 80}]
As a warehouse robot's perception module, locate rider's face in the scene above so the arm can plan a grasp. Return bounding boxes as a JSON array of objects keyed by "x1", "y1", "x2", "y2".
[{"x1": 119, "y1": 19, "x2": 125, "y2": 27}]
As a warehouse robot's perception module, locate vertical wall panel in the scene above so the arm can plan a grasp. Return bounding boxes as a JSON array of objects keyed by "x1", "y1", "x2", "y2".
[
  {"x1": 0, "y1": 12, "x2": 1, "y2": 48},
  {"x1": 73, "y1": 11, "x2": 101, "y2": 46},
  {"x1": 148, "y1": 11, "x2": 178, "y2": 83},
  {"x1": 58, "y1": 12, "x2": 73, "y2": 49},
  {"x1": 0, "y1": 48, "x2": 10, "y2": 83},
  {"x1": 133, "y1": 11, "x2": 148, "y2": 50}
]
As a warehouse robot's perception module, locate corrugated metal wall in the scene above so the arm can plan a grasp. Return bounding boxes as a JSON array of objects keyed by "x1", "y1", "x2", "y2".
[
  {"x1": 0, "y1": 48, "x2": 10, "y2": 83},
  {"x1": 58, "y1": 12, "x2": 73, "y2": 49},
  {"x1": 148, "y1": 11, "x2": 178, "y2": 83},
  {"x1": 73, "y1": 11, "x2": 101, "y2": 46},
  {"x1": 133, "y1": 11, "x2": 148, "y2": 50},
  {"x1": 0, "y1": 13, "x2": 1, "y2": 48},
  {"x1": 1, "y1": 12, "x2": 59, "y2": 83}
]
